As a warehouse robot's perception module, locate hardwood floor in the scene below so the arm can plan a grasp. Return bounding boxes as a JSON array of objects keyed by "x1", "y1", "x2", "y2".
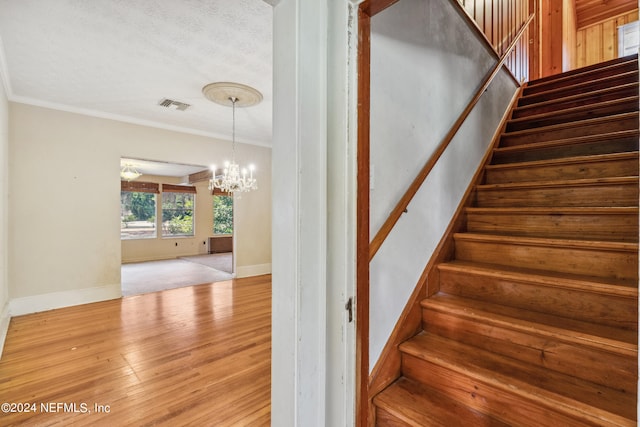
[{"x1": 0, "y1": 275, "x2": 271, "y2": 426}]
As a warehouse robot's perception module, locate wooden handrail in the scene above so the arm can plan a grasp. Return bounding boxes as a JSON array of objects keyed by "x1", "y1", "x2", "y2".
[{"x1": 368, "y1": 12, "x2": 535, "y2": 261}]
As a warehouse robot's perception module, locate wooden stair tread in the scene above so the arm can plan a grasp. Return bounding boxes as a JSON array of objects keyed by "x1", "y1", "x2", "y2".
[
  {"x1": 438, "y1": 259, "x2": 638, "y2": 296},
  {"x1": 500, "y1": 112, "x2": 639, "y2": 139},
  {"x1": 508, "y1": 96, "x2": 639, "y2": 127},
  {"x1": 523, "y1": 67, "x2": 638, "y2": 96},
  {"x1": 374, "y1": 377, "x2": 511, "y2": 426},
  {"x1": 421, "y1": 292, "x2": 638, "y2": 353},
  {"x1": 485, "y1": 151, "x2": 639, "y2": 171},
  {"x1": 453, "y1": 232, "x2": 638, "y2": 252},
  {"x1": 526, "y1": 55, "x2": 638, "y2": 87},
  {"x1": 516, "y1": 82, "x2": 638, "y2": 111},
  {"x1": 476, "y1": 176, "x2": 638, "y2": 191},
  {"x1": 519, "y1": 71, "x2": 639, "y2": 101},
  {"x1": 493, "y1": 129, "x2": 639, "y2": 154},
  {"x1": 400, "y1": 332, "x2": 637, "y2": 424}
]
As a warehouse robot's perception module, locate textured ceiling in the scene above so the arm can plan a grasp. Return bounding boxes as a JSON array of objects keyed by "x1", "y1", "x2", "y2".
[{"x1": 0, "y1": 0, "x2": 273, "y2": 147}]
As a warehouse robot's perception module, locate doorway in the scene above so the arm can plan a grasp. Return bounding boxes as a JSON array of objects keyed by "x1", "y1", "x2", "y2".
[{"x1": 120, "y1": 157, "x2": 235, "y2": 296}]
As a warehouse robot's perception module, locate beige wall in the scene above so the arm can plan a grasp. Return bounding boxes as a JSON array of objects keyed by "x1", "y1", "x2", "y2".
[{"x1": 8, "y1": 102, "x2": 271, "y2": 304}]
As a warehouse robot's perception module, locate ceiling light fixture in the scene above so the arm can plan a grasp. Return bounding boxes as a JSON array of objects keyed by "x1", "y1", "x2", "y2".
[
  {"x1": 120, "y1": 163, "x2": 141, "y2": 181},
  {"x1": 202, "y1": 82, "x2": 262, "y2": 194}
]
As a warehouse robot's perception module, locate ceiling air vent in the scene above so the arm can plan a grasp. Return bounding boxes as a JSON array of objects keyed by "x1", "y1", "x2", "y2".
[{"x1": 158, "y1": 98, "x2": 191, "y2": 111}]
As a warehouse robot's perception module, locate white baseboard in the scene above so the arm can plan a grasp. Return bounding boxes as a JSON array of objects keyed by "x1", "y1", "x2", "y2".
[
  {"x1": 9, "y1": 284, "x2": 121, "y2": 317},
  {"x1": 0, "y1": 301, "x2": 10, "y2": 358},
  {"x1": 122, "y1": 251, "x2": 209, "y2": 264},
  {"x1": 235, "y1": 263, "x2": 272, "y2": 278}
]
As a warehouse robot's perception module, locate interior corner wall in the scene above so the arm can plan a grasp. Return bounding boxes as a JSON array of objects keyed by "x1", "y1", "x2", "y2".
[
  {"x1": 8, "y1": 103, "x2": 271, "y2": 313},
  {"x1": 0, "y1": 67, "x2": 9, "y2": 353},
  {"x1": 368, "y1": 0, "x2": 518, "y2": 368}
]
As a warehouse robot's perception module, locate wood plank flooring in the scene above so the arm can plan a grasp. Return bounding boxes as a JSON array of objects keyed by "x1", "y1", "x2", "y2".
[{"x1": 0, "y1": 275, "x2": 271, "y2": 426}]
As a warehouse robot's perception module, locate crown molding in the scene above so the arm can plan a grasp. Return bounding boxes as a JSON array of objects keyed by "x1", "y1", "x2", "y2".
[{"x1": 9, "y1": 95, "x2": 272, "y2": 148}]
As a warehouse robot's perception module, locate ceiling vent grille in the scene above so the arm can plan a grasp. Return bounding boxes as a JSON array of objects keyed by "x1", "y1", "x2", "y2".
[{"x1": 158, "y1": 98, "x2": 191, "y2": 111}]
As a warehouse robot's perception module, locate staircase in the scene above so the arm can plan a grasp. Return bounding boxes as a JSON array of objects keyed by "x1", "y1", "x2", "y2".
[{"x1": 373, "y1": 55, "x2": 639, "y2": 426}]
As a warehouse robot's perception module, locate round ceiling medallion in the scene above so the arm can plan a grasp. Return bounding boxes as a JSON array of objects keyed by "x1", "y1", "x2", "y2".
[{"x1": 201, "y1": 82, "x2": 263, "y2": 107}]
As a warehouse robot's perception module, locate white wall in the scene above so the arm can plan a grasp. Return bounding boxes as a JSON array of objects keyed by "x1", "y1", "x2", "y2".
[
  {"x1": 271, "y1": 0, "x2": 357, "y2": 425},
  {"x1": 8, "y1": 103, "x2": 271, "y2": 314},
  {"x1": 0, "y1": 55, "x2": 9, "y2": 354},
  {"x1": 368, "y1": 0, "x2": 518, "y2": 367}
]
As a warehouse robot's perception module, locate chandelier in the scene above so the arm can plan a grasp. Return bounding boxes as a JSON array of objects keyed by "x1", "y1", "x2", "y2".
[
  {"x1": 202, "y1": 82, "x2": 261, "y2": 194},
  {"x1": 120, "y1": 163, "x2": 141, "y2": 181}
]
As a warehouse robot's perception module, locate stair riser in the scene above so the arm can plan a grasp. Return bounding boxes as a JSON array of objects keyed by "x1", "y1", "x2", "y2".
[
  {"x1": 485, "y1": 157, "x2": 638, "y2": 184},
  {"x1": 519, "y1": 73, "x2": 639, "y2": 105},
  {"x1": 466, "y1": 211, "x2": 639, "y2": 242},
  {"x1": 492, "y1": 136, "x2": 639, "y2": 164},
  {"x1": 401, "y1": 354, "x2": 605, "y2": 427},
  {"x1": 506, "y1": 100, "x2": 639, "y2": 132},
  {"x1": 454, "y1": 239, "x2": 638, "y2": 279},
  {"x1": 476, "y1": 182, "x2": 639, "y2": 208},
  {"x1": 500, "y1": 116, "x2": 639, "y2": 147},
  {"x1": 513, "y1": 85, "x2": 639, "y2": 119},
  {"x1": 523, "y1": 65, "x2": 639, "y2": 95},
  {"x1": 438, "y1": 267, "x2": 638, "y2": 329},
  {"x1": 422, "y1": 309, "x2": 637, "y2": 392}
]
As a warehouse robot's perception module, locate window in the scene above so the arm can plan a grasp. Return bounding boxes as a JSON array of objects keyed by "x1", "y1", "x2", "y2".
[
  {"x1": 162, "y1": 184, "x2": 196, "y2": 237},
  {"x1": 120, "y1": 182, "x2": 159, "y2": 240},
  {"x1": 213, "y1": 194, "x2": 233, "y2": 235}
]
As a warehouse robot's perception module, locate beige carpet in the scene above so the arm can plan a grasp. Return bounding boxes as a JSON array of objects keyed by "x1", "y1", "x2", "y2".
[
  {"x1": 180, "y1": 253, "x2": 233, "y2": 273},
  {"x1": 121, "y1": 254, "x2": 233, "y2": 296}
]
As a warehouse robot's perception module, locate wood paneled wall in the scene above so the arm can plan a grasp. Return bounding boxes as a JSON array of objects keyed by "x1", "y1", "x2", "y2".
[
  {"x1": 458, "y1": 0, "x2": 532, "y2": 82},
  {"x1": 576, "y1": 10, "x2": 639, "y2": 68},
  {"x1": 562, "y1": 0, "x2": 577, "y2": 71}
]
